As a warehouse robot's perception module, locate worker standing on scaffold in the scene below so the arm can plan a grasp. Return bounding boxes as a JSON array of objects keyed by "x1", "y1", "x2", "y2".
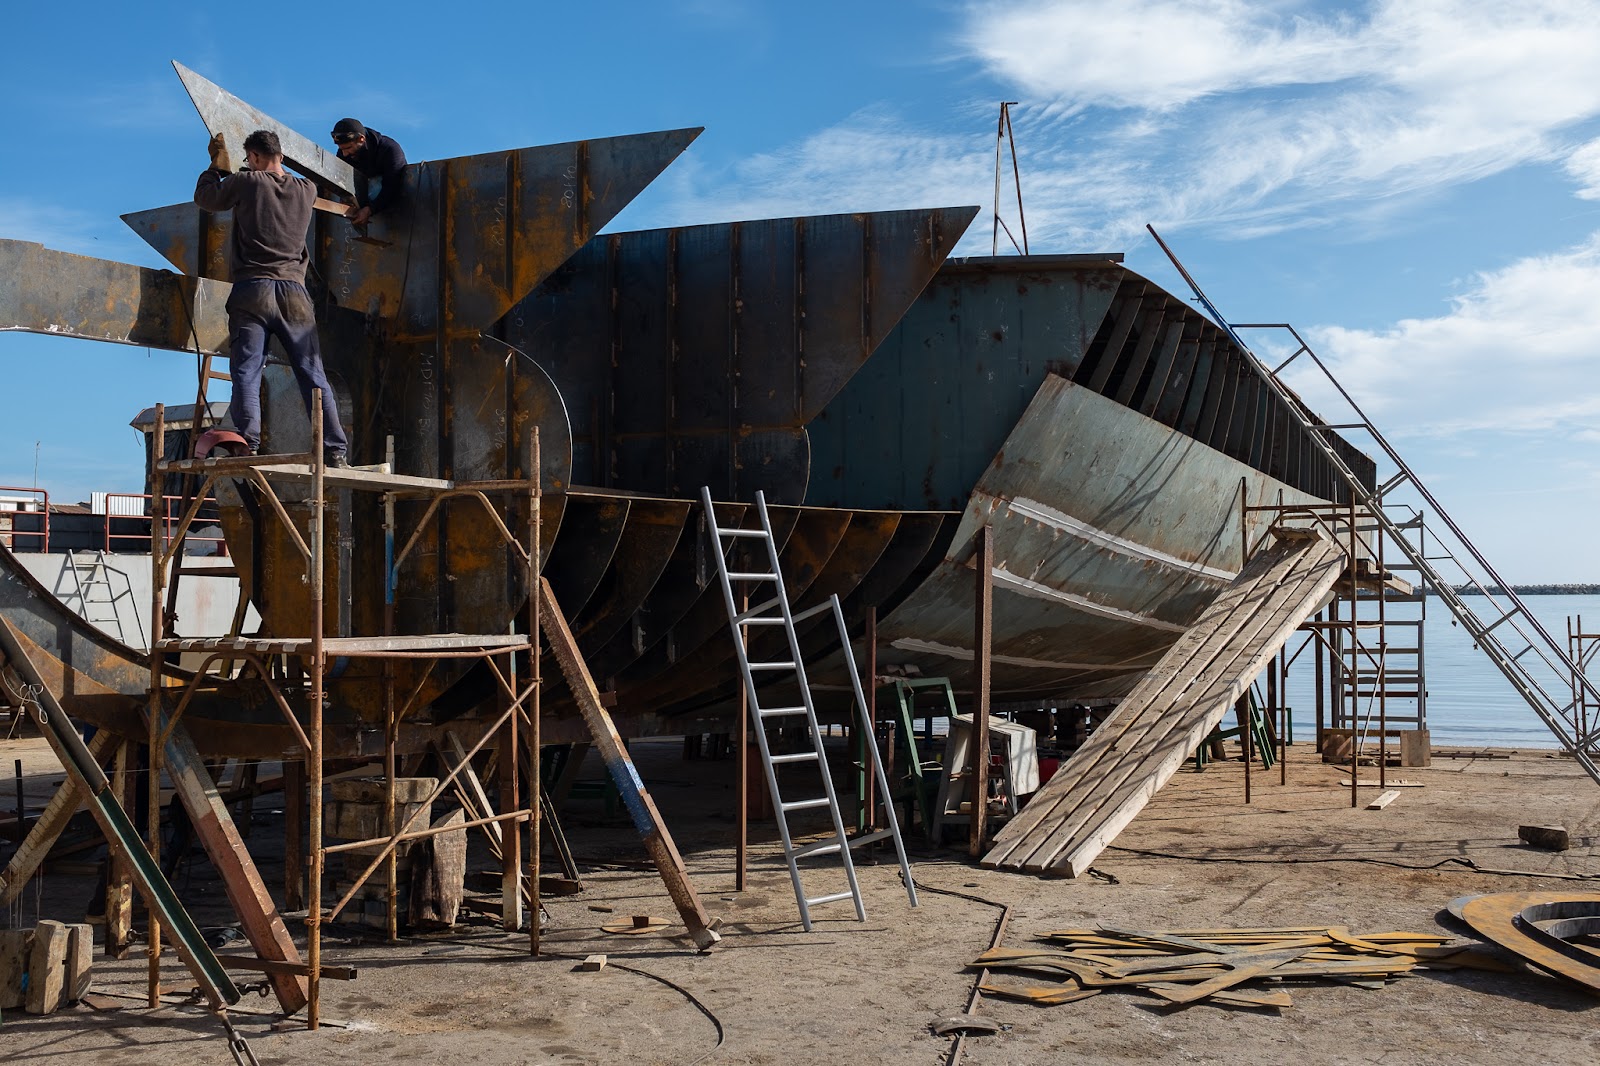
[{"x1": 194, "y1": 129, "x2": 351, "y2": 468}]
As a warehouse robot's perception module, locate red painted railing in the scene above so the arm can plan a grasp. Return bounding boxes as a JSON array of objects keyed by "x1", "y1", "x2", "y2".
[
  {"x1": 0, "y1": 486, "x2": 48, "y2": 551},
  {"x1": 103, "y1": 493, "x2": 228, "y2": 555}
]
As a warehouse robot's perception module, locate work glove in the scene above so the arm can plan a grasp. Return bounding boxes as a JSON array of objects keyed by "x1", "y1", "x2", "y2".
[{"x1": 208, "y1": 133, "x2": 235, "y2": 173}]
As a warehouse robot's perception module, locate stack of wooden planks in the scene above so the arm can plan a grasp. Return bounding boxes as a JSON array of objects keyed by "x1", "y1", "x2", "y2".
[
  {"x1": 971, "y1": 925, "x2": 1514, "y2": 1009},
  {"x1": 983, "y1": 530, "x2": 1349, "y2": 877}
]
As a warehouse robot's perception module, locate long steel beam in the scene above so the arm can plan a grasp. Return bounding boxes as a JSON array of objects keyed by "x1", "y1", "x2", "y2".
[{"x1": 0, "y1": 239, "x2": 230, "y2": 355}]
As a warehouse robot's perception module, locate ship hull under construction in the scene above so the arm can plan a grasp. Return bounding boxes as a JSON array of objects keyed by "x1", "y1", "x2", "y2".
[{"x1": 0, "y1": 66, "x2": 1374, "y2": 757}]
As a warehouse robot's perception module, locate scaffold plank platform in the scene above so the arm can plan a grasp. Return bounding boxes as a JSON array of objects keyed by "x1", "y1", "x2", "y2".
[{"x1": 154, "y1": 634, "x2": 532, "y2": 656}]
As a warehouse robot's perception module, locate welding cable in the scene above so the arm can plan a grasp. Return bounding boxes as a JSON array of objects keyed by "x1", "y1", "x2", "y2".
[
  {"x1": 904, "y1": 878, "x2": 1012, "y2": 1066},
  {"x1": 1105, "y1": 846, "x2": 1600, "y2": 880},
  {"x1": 545, "y1": 950, "x2": 725, "y2": 1065},
  {"x1": 905, "y1": 875, "x2": 1008, "y2": 912}
]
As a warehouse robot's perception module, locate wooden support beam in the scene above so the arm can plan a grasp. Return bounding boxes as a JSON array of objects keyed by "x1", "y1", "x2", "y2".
[
  {"x1": 152, "y1": 706, "x2": 308, "y2": 1015},
  {"x1": 0, "y1": 929, "x2": 30, "y2": 1010},
  {"x1": 25, "y1": 920, "x2": 69, "y2": 1015},
  {"x1": 65, "y1": 923, "x2": 93, "y2": 1001},
  {"x1": 0, "y1": 730, "x2": 119, "y2": 906},
  {"x1": 106, "y1": 742, "x2": 134, "y2": 959},
  {"x1": 537, "y1": 578, "x2": 721, "y2": 950}
]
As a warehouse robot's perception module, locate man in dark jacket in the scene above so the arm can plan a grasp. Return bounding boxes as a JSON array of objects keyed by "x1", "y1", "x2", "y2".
[
  {"x1": 331, "y1": 118, "x2": 407, "y2": 226},
  {"x1": 194, "y1": 129, "x2": 350, "y2": 466}
]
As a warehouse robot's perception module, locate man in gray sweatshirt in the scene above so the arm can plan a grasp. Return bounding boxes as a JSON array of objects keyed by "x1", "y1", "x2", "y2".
[{"x1": 194, "y1": 129, "x2": 350, "y2": 467}]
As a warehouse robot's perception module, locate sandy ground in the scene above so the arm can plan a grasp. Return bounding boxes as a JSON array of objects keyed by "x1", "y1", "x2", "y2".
[{"x1": 1, "y1": 732, "x2": 1598, "y2": 1065}]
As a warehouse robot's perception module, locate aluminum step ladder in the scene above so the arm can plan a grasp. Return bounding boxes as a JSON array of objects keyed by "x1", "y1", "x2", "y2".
[
  {"x1": 64, "y1": 550, "x2": 140, "y2": 646},
  {"x1": 1150, "y1": 225, "x2": 1600, "y2": 785},
  {"x1": 701, "y1": 486, "x2": 917, "y2": 931}
]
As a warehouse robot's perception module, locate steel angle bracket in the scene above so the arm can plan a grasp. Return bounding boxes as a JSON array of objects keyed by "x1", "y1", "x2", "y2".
[{"x1": 1458, "y1": 891, "x2": 1600, "y2": 994}]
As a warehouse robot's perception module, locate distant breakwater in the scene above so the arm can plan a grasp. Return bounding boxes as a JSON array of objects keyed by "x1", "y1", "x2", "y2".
[{"x1": 1443, "y1": 584, "x2": 1600, "y2": 596}]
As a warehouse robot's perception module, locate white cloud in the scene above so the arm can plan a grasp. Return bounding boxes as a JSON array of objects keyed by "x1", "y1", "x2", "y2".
[
  {"x1": 952, "y1": 1, "x2": 1600, "y2": 239},
  {"x1": 1283, "y1": 230, "x2": 1600, "y2": 437},
  {"x1": 962, "y1": 0, "x2": 1376, "y2": 110},
  {"x1": 655, "y1": 106, "x2": 996, "y2": 227},
  {"x1": 667, "y1": 2, "x2": 1600, "y2": 251},
  {"x1": 1565, "y1": 138, "x2": 1600, "y2": 200}
]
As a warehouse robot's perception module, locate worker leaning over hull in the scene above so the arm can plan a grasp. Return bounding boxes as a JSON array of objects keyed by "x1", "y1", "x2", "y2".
[
  {"x1": 331, "y1": 117, "x2": 406, "y2": 227},
  {"x1": 194, "y1": 128, "x2": 351, "y2": 468}
]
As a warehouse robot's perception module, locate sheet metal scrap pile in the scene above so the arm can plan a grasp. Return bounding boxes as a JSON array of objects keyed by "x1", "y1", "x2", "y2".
[{"x1": 971, "y1": 925, "x2": 1514, "y2": 1009}]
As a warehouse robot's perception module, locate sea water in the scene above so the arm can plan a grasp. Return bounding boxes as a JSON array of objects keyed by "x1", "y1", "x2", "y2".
[{"x1": 1279, "y1": 593, "x2": 1600, "y2": 750}]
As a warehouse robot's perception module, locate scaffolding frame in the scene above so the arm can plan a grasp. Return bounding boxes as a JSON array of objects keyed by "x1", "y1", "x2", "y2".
[
  {"x1": 1244, "y1": 496, "x2": 1419, "y2": 806},
  {"x1": 147, "y1": 393, "x2": 543, "y2": 1028}
]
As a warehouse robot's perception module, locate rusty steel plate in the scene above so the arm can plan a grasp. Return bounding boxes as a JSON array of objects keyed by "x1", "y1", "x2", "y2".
[{"x1": 1458, "y1": 891, "x2": 1600, "y2": 995}]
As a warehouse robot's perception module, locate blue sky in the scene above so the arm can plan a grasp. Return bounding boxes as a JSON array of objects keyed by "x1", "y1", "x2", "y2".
[{"x1": 3, "y1": 1, "x2": 1600, "y2": 581}]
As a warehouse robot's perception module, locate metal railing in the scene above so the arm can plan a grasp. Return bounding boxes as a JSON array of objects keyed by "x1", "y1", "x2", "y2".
[
  {"x1": 0, "y1": 486, "x2": 49, "y2": 551},
  {"x1": 102, "y1": 492, "x2": 227, "y2": 555},
  {"x1": 1149, "y1": 225, "x2": 1600, "y2": 784}
]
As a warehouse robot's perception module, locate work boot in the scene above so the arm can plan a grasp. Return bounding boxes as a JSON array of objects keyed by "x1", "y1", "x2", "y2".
[{"x1": 325, "y1": 449, "x2": 351, "y2": 470}]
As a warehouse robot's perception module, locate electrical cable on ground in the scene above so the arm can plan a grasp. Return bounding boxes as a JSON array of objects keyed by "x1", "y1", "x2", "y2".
[
  {"x1": 1106, "y1": 846, "x2": 1600, "y2": 880},
  {"x1": 905, "y1": 877, "x2": 1011, "y2": 1066},
  {"x1": 542, "y1": 950, "x2": 725, "y2": 1065}
]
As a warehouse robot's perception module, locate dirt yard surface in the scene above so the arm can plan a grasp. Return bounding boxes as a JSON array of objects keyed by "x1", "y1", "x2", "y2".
[{"x1": 2, "y1": 735, "x2": 1597, "y2": 1065}]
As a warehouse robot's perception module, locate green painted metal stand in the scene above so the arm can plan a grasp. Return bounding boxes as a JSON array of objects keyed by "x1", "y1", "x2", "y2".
[
  {"x1": 857, "y1": 677, "x2": 957, "y2": 838},
  {"x1": 1194, "y1": 688, "x2": 1278, "y2": 772}
]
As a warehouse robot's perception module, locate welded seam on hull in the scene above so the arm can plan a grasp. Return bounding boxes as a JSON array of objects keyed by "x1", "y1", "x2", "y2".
[
  {"x1": 988, "y1": 491, "x2": 1238, "y2": 583},
  {"x1": 988, "y1": 567, "x2": 1190, "y2": 633},
  {"x1": 888, "y1": 636, "x2": 1156, "y2": 673}
]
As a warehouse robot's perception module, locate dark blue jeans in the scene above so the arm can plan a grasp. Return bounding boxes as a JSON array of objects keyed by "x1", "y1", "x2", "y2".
[{"x1": 227, "y1": 279, "x2": 349, "y2": 455}]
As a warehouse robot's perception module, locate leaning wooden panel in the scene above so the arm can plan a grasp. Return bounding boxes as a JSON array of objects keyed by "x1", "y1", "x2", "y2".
[
  {"x1": 984, "y1": 533, "x2": 1346, "y2": 875},
  {"x1": 982, "y1": 535, "x2": 1316, "y2": 868},
  {"x1": 1050, "y1": 542, "x2": 1347, "y2": 875}
]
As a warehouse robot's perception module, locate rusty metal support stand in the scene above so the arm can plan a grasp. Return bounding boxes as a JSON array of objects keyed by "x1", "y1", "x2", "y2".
[
  {"x1": 1347, "y1": 494, "x2": 1358, "y2": 810},
  {"x1": 383, "y1": 437, "x2": 398, "y2": 943},
  {"x1": 308, "y1": 389, "x2": 326, "y2": 1029},
  {"x1": 968, "y1": 526, "x2": 993, "y2": 858},
  {"x1": 1278, "y1": 646, "x2": 1289, "y2": 787},
  {"x1": 501, "y1": 670, "x2": 523, "y2": 932},
  {"x1": 1240, "y1": 693, "x2": 1253, "y2": 804},
  {"x1": 107, "y1": 741, "x2": 134, "y2": 958},
  {"x1": 865, "y1": 605, "x2": 878, "y2": 834},
  {"x1": 529, "y1": 428, "x2": 542, "y2": 956},
  {"x1": 1377, "y1": 523, "x2": 1389, "y2": 792},
  {"x1": 147, "y1": 403, "x2": 166, "y2": 1009}
]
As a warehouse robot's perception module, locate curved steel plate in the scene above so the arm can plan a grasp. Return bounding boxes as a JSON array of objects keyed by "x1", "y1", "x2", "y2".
[
  {"x1": 507, "y1": 207, "x2": 978, "y2": 503},
  {"x1": 621, "y1": 507, "x2": 855, "y2": 707},
  {"x1": 544, "y1": 494, "x2": 631, "y2": 619},
  {"x1": 1459, "y1": 892, "x2": 1600, "y2": 995}
]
